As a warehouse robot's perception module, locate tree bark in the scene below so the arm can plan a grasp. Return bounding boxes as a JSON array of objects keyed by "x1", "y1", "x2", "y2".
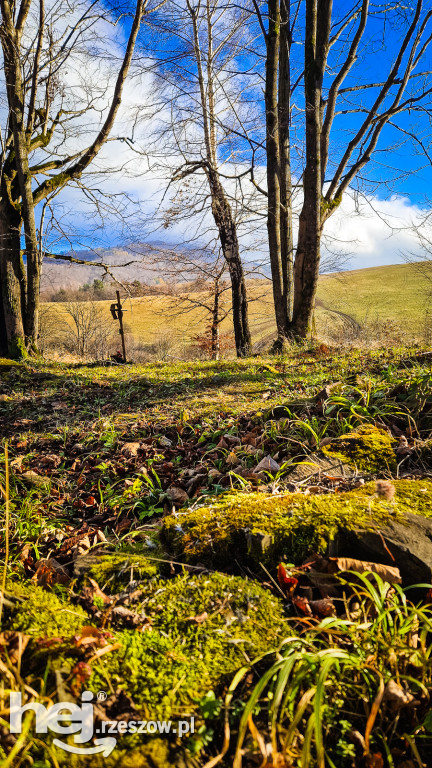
[
  {"x1": 0, "y1": 0, "x2": 40, "y2": 349},
  {"x1": 279, "y1": 0, "x2": 294, "y2": 326},
  {"x1": 291, "y1": 0, "x2": 332, "y2": 338},
  {"x1": 188, "y1": 0, "x2": 251, "y2": 358},
  {"x1": 0, "y1": 189, "x2": 27, "y2": 357},
  {"x1": 264, "y1": 0, "x2": 294, "y2": 346},
  {"x1": 209, "y1": 172, "x2": 251, "y2": 357},
  {"x1": 265, "y1": 0, "x2": 286, "y2": 341},
  {"x1": 0, "y1": 0, "x2": 145, "y2": 357},
  {"x1": 210, "y1": 279, "x2": 220, "y2": 360}
]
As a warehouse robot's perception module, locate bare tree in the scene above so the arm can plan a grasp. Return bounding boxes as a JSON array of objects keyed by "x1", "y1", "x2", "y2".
[
  {"x1": 60, "y1": 301, "x2": 115, "y2": 359},
  {"x1": 291, "y1": 0, "x2": 432, "y2": 337},
  {"x1": 144, "y1": 247, "x2": 232, "y2": 359},
  {"x1": 144, "y1": 0, "x2": 255, "y2": 357},
  {"x1": 0, "y1": 0, "x2": 162, "y2": 358},
  {"x1": 246, "y1": 1, "x2": 432, "y2": 341},
  {"x1": 404, "y1": 208, "x2": 432, "y2": 304}
]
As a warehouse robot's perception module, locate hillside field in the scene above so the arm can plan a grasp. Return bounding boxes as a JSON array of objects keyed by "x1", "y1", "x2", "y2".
[{"x1": 42, "y1": 261, "x2": 432, "y2": 350}]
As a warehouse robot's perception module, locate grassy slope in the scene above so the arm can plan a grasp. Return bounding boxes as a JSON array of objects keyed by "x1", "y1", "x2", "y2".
[
  {"x1": 318, "y1": 261, "x2": 431, "y2": 325},
  {"x1": 42, "y1": 261, "x2": 432, "y2": 347}
]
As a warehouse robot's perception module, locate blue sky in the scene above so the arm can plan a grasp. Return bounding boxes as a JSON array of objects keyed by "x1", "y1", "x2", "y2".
[{"x1": 36, "y1": 0, "x2": 432, "y2": 272}]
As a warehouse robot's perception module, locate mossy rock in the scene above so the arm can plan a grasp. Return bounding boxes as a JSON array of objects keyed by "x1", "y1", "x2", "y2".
[
  {"x1": 90, "y1": 571, "x2": 285, "y2": 720},
  {"x1": 321, "y1": 424, "x2": 396, "y2": 472},
  {"x1": 83, "y1": 553, "x2": 160, "y2": 594},
  {"x1": 161, "y1": 480, "x2": 432, "y2": 568},
  {"x1": 3, "y1": 572, "x2": 285, "y2": 758}
]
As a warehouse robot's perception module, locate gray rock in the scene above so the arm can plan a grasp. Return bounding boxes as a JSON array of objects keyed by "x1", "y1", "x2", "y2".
[
  {"x1": 329, "y1": 512, "x2": 432, "y2": 587},
  {"x1": 21, "y1": 470, "x2": 50, "y2": 488},
  {"x1": 288, "y1": 452, "x2": 355, "y2": 483}
]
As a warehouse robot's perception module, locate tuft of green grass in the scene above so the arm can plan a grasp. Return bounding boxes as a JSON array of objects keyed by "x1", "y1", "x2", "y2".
[{"x1": 233, "y1": 572, "x2": 432, "y2": 768}]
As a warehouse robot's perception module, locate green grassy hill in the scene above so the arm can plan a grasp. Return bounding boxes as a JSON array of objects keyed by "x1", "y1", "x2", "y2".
[
  {"x1": 42, "y1": 261, "x2": 432, "y2": 349},
  {"x1": 319, "y1": 261, "x2": 431, "y2": 323}
]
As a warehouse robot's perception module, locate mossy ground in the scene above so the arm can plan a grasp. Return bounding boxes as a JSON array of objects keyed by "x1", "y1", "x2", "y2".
[
  {"x1": 1, "y1": 348, "x2": 432, "y2": 765},
  {"x1": 85, "y1": 553, "x2": 160, "y2": 593},
  {"x1": 6, "y1": 580, "x2": 88, "y2": 636},
  {"x1": 91, "y1": 572, "x2": 285, "y2": 715},
  {"x1": 2, "y1": 571, "x2": 285, "y2": 765}
]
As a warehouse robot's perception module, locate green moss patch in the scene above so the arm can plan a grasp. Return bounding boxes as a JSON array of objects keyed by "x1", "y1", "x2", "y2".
[
  {"x1": 0, "y1": 356, "x2": 24, "y2": 369},
  {"x1": 85, "y1": 553, "x2": 159, "y2": 594},
  {"x1": 91, "y1": 571, "x2": 285, "y2": 719},
  {"x1": 4, "y1": 572, "x2": 285, "y2": 730},
  {"x1": 5, "y1": 581, "x2": 88, "y2": 637},
  {"x1": 321, "y1": 424, "x2": 397, "y2": 472},
  {"x1": 161, "y1": 480, "x2": 432, "y2": 568}
]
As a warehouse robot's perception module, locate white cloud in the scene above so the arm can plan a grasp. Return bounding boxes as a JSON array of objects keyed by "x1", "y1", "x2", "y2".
[
  {"x1": 18, "y1": 0, "x2": 429, "y2": 274},
  {"x1": 323, "y1": 193, "x2": 426, "y2": 270}
]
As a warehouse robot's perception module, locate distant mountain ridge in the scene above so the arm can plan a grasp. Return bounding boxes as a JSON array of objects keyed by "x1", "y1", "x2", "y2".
[{"x1": 41, "y1": 243, "x2": 171, "y2": 290}]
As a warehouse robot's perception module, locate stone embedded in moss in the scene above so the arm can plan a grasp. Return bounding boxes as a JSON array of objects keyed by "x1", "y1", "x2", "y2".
[
  {"x1": 321, "y1": 424, "x2": 397, "y2": 472},
  {"x1": 85, "y1": 553, "x2": 159, "y2": 594},
  {"x1": 161, "y1": 480, "x2": 432, "y2": 568}
]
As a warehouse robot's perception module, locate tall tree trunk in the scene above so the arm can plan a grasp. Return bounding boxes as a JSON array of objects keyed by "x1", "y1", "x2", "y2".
[
  {"x1": 279, "y1": 0, "x2": 294, "y2": 326},
  {"x1": 0, "y1": 0, "x2": 143, "y2": 358},
  {"x1": 0, "y1": 15, "x2": 40, "y2": 351},
  {"x1": 291, "y1": 0, "x2": 332, "y2": 338},
  {"x1": 210, "y1": 280, "x2": 220, "y2": 360},
  {"x1": 0, "y1": 191, "x2": 27, "y2": 358},
  {"x1": 189, "y1": 0, "x2": 251, "y2": 358},
  {"x1": 265, "y1": 0, "x2": 286, "y2": 341},
  {"x1": 210, "y1": 173, "x2": 251, "y2": 357},
  {"x1": 265, "y1": 0, "x2": 295, "y2": 346}
]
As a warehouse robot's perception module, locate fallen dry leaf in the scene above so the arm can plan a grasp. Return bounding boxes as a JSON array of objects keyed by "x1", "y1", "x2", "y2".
[
  {"x1": 32, "y1": 558, "x2": 70, "y2": 587},
  {"x1": 329, "y1": 557, "x2": 402, "y2": 585},
  {"x1": 309, "y1": 598, "x2": 336, "y2": 617},
  {"x1": 74, "y1": 626, "x2": 113, "y2": 649},
  {"x1": 186, "y1": 611, "x2": 208, "y2": 624},
  {"x1": 121, "y1": 442, "x2": 141, "y2": 458},
  {"x1": 291, "y1": 595, "x2": 313, "y2": 616},
  {"x1": 383, "y1": 679, "x2": 414, "y2": 711}
]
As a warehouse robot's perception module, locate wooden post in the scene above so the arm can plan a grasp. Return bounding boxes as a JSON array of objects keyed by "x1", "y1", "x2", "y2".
[{"x1": 116, "y1": 290, "x2": 127, "y2": 363}]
